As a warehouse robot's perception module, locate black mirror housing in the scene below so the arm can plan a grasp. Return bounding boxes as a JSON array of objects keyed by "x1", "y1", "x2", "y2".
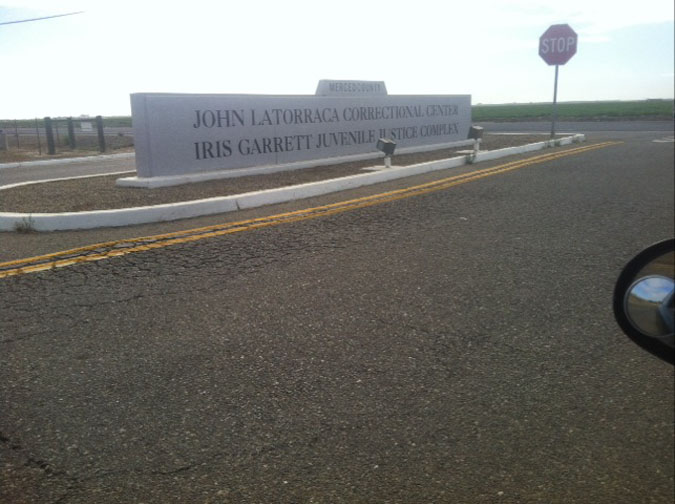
[{"x1": 613, "y1": 239, "x2": 675, "y2": 364}]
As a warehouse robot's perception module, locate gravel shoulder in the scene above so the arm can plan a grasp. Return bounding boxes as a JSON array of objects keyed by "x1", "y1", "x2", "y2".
[{"x1": 1, "y1": 135, "x2": 554, "y2": 213}]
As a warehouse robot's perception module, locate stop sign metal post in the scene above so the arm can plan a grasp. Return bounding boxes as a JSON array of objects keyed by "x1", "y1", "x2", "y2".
[{"x1": 539, "y1": 24, "x2": 578, "y2": 138}]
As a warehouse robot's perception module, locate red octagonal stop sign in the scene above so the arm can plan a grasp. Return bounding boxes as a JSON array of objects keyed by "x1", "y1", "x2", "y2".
[{"x1": 539, "y1": 24, "x2": 577, "y2": 66}]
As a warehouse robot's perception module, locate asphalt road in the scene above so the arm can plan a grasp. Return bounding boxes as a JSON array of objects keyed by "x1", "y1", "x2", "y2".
[
  {"x1": 1, "y1": 129, "x2": 673, "y2": 503},
  {"x1": 0, "y1": 154, "x2": 135, "y2": 186},
  {"x1": 476, "y1": 120, "x2": 674, "y2": 133},
  {"x1": 1, "y1": 121, "x2": 672, "y2": 186}
]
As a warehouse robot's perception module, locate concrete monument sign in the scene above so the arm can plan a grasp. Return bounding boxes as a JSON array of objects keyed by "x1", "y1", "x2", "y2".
[{"x1": 130, "y1": 92, "x2": 471, "y2": 179}]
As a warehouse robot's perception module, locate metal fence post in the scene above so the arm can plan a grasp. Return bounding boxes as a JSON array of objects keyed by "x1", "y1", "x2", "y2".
[
  {"x1": 14, "y1": 119, "x2": 20, "y2": 149},
  {"x1": 67, "y1": 117, "x2": 76, "y2": 149},
  {"x1": 35, "y1": 118, "x2": 42, "y2": 155},
  {"x1": 96, "y1": 115, "x2": 106, "y2": 153},
  {"x1": 44, "y1": 116, "x2": 56, "y2": 155}
]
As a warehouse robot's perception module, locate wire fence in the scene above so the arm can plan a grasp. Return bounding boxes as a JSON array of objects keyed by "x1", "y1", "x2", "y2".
[{"x1": 0, "y1": 116, "x2": 134, "y2": 162}]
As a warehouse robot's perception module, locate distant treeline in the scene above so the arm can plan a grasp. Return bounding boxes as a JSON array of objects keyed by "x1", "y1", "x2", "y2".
[{"x1": 2, "y1": 100, "x2": 673, "y2": 127}]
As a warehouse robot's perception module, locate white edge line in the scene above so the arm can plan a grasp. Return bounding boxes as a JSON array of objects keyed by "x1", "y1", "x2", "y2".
[
  {"x1": 0, "y1": 135, "x2": 584, "y2": 232},
  {"x1": 0, "y1": 171, "x2": 136, "y2": 191},
  {"x1": 0, "y1": 152, "x2": 135, "y2": 170}
]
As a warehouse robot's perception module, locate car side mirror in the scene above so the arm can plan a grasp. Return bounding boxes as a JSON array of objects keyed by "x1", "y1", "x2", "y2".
[{"x1": 613, "y1": 239, "x2": 674, "y2": 364}]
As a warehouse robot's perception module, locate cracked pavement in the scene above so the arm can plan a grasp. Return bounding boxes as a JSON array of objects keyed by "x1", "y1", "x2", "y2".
[{"x1": 1, "y1": 130, "x2": 673, "y2": 503}]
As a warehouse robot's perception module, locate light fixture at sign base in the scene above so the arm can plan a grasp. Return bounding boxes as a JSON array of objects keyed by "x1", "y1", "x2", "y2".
[
  {"x1": 457, "y1": 126, "x2": 485, "y2": 164},
  {"x1": 468, "y1": 125, "x2": 483, "y2": 155},
  {"x1": 468, "y1": 126, "x2": 483, "y2": 140},
  {"x1": 376, "y1": 138, "x2": 396, "y2": 168}
]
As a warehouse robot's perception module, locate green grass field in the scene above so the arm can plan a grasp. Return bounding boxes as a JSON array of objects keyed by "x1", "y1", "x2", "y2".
[
  {"x1": 472, "y1": 99, "x2": 673, "y2": 121},
  {"x1": 1, "y1": 100, "x2": 672, "y2": 128}
]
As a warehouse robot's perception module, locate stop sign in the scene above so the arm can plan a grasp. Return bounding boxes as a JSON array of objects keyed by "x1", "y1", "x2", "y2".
[{"x1": 539, "y1": 24, "x2": 577, "y2": 65}]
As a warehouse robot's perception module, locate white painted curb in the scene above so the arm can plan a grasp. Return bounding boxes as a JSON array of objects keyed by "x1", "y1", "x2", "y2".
[
  {"x1": 116, "y1": 139, "x2": 477, "y2": 188},
  {"x1": 0, "y1": 171, "x2": 135, "y2": 191},
  {"x1": 0, "y1": 152, "x2": 134, "y2": 170},
  {"x1": 0, "y1": 135, "x2": 584, "y2": 232}
]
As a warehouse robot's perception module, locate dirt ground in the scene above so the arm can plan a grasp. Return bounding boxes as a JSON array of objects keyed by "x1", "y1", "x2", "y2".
[{"x1": 1, "y1": 134, "x2": 559, "y2": 213}]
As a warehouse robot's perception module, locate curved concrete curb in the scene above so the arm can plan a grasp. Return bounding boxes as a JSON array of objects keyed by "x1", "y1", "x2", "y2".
[
  {"x1": 471, "y1": 134, "x2": 580, "y2": 163},
  {"x1": 115, "y1": 139, "x2": 478, "y2": 188},
  {"x1": 0, "y1": 171, "x2": 135, "y2": 192},
  {"x1": 0, "y1": 135, "x2": 584, "y2": 232},
  {"x1": 0, "y1": 152, "x2": 134, "y2": 171}
]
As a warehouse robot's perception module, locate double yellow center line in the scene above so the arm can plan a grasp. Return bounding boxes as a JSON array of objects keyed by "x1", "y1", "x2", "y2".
[{"x1": 0, "y1": 141, "x2": 620, "y2": 279}]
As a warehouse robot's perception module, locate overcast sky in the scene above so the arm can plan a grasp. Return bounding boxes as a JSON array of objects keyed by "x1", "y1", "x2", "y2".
[{"x1": 1, "y1": 0, "x2": 673, "y2": 119}]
